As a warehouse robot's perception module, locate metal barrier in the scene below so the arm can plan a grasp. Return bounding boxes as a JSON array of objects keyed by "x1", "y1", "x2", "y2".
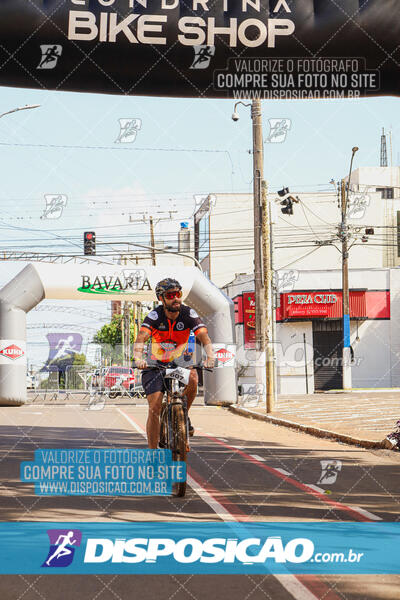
[
  {"x1": 36, "y1": 367, "x2": 59, "y2": 392},
  {"x1": 65, "y1": 365, "x2": 94, "y2": 391}
]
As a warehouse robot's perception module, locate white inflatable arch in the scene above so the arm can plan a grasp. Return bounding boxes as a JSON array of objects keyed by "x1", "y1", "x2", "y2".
[{"x1": 0, "y1": 263, "x2": 236, "y2": 406}]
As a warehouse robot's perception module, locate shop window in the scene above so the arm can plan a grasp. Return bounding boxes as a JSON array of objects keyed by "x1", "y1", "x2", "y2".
[{"x1": 376, "y1": 187, "x2": 394, "y2": 199}]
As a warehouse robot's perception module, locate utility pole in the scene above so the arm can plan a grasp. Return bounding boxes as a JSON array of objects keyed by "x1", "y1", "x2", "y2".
[
  {"x1": 232, "y1": 99, "x2": 275, "y2": 410},
  {"x1": 251, "y1": 100, "x2": 264, "y2": 355},
  {"x1": 119, "y1": 255, "x2": 131, "y2": 367},
  {"x1": 123, "y1": 301, "x2": 131, "y2": 367},
  {"x1": 129, "y1": 211, "x2": 178, "y2": 266},
  {"x1": 340, "y1": 179, "x2": 351, "y2": 389},
  {"x1": 149, "y1": 216, "x2": 156, "y2": 266},
  {"x1": 261, "y1": 179, "x2": 275, "y2": 412},
  {"x1": 341, "y1": 146, "x2": 359, "y2": 390},
  {"x1": 251, "y1": 100, "x2": 275, "y2": 411}
]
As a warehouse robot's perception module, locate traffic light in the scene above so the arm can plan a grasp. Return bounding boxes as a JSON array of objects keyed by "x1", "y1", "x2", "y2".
[
  {"x1": 278, "y1": 187, "x2": 290, "y2": 197},
  {"x1": 280, "y1": 195, "x2": 299, "y2": 216},
  {"x1": 281, "y1": 198, "x2": 293, "y2": 215},
  {"x1": 84, "y1": 231, "x2": 96, "y2": 255}
]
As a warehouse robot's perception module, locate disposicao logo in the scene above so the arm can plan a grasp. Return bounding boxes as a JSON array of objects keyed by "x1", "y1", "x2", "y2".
[
  {"x1": 42, "y1": 529, "x2": 82, "y2": 568},
  {"x1": 0, "y1": 344, "x2": 24, "y2": 360},
  {"x1": 83, "y1": 536, "x2": 314, "y2": 564}
]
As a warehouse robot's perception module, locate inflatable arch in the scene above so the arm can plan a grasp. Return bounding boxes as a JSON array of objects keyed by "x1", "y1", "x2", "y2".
[{"x1": 0, "y1": 263, "x2": 236, "y2": 407}]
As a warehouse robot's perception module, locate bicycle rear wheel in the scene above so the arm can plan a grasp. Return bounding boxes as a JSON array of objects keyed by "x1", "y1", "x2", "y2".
[{"x1": 171, "y1": 403, "x2": 187, "y2": 497}]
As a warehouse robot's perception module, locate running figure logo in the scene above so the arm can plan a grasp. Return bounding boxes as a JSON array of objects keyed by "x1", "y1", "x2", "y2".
[
  {"x1": 347, "y1": 192, "x2": 370, "y2": 219},
  {"x1": 37, "y1": 45, "x2": 62, "y2": 70},
  {"x1": 317, "y1": 460, "x2": 342, "y2": 485},
  {"x1": 42, "y1": 529, "x2": 82, "y2": 568},
  {"x1": 42, "y1": 333, "x2": 83, "y2": 371},
  {"x1": 41, "y1": 194, "x2": 67, "y2": 219},
  {"x1": 190, "y1": 46, "x2": 216, "y2": 69},
  {"x1": 115, "y1": 119, "x2": 142, "y2": 143},
  {"x1": 273, "y1": 270, "x2": 299, "y2": 293},
  {"x1": 266, "y1": 119, "x2": 291, "y2": 143}
]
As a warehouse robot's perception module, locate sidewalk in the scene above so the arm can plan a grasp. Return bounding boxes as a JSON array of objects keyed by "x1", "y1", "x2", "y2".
[{"x1": 229, "y1": 392, "x2": 400, "y2": 449}]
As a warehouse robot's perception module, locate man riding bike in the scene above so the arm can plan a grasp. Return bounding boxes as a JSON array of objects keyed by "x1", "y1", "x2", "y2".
[{"x1": 133, "y1": 278, "x2": 214, "y2": 449}]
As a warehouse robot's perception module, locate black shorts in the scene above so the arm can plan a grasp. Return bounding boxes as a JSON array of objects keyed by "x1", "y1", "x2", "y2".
[{"x1": 141, "y1": 368, "x2": 166, "y2": 396}]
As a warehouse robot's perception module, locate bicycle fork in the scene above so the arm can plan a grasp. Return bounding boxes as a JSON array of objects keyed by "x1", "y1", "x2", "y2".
[{"x1": 167, "y1": 379, "x2": 189, "y2": 453}]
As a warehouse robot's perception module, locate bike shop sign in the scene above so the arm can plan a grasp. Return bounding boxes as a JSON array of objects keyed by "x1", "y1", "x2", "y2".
[{"x1": 0, "y1": 1, "x2": 396, "y2": 98}]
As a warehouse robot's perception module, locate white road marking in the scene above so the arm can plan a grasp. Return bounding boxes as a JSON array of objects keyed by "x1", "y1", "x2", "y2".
[
  {"x1": 212, "y1": 441, "x2": 384, "y2": 524},
  {"x1": 275, "y1": 576, "x2": 321, "y2": 600},
  {"x1": 350, "y1": 507, "x2": 382, "y2": 521},
  {"x1": 116, "y1": 408, "x2": 336, "y2": 600},
  {"x1": 275, "y1": 468, "x2": 292, "y2": 476},
  {"x1": 116, "y1": 408, "x2": 236, "y2": 522},
  {"x1": 249, "y1": 454, "x2": 266, "y2": 462},
  {"x1": 306, "y1": 484, "x2": 325, "y2": 494}
]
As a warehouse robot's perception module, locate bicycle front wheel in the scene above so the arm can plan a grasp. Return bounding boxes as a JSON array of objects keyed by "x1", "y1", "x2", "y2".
[{"x1": 171, "y1": 403, "x2": 187, "y2": 497}]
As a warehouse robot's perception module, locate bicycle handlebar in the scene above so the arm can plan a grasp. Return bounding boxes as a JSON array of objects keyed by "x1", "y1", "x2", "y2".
[{"x1": 132, "y1": 360, "x2": 214, "y2": 372}]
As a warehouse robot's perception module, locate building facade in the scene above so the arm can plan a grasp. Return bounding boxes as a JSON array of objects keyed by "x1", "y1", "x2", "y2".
[
  {"x1": 194, "y1": 166, "x2": 400, "y2": 288},
  {"x1": 225, "y1": 268, "x2": 397, "y2": 394}
]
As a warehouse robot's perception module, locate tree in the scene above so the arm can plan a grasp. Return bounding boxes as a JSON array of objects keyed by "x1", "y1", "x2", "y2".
[{"x1": 93, "y1": 311, "x2": 137, "y2": 363}]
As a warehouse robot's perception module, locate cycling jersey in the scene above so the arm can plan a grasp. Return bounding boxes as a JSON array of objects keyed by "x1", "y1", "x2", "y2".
[{"x1": 140, "y1": 304, "x2": 207, "y2": 363}]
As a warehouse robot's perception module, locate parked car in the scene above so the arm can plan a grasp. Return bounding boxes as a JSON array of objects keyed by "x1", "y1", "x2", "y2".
[
  {"x1": 26, "y1": 374, "x2": 36, "y2": 390},
  {"x1": 91, "y1": 366, "x2": 135, "y2": 392}
]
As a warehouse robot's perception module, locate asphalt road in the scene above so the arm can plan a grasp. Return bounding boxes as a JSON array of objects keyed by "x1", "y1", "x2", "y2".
[{"x1": 0, "y1": 399, "x2": 399, "y2": 600}]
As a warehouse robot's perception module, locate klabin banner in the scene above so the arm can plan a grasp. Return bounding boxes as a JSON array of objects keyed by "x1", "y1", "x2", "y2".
[{"x1": 0, "y1": 0, "x2": 398, "y2": 98}]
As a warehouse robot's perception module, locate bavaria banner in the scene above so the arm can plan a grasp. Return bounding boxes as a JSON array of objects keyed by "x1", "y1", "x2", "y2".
[{"x1": 0, "y1": 0, "x2": 399, "y2": 98}]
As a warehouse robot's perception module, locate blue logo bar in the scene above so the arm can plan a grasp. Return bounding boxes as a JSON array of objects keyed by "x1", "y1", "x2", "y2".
[{"x1": 0, "y1": 523, "x2": 398, "y2": 575}]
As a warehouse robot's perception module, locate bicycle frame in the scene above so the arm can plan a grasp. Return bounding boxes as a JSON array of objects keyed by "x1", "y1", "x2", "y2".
[{"x1": 161, "y1": 369, "x2": 189, "y2": 454}]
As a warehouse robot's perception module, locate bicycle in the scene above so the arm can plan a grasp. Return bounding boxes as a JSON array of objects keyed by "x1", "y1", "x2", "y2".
[{"x1": 133, "y1": 361, "x2": 213, "y2": 498}]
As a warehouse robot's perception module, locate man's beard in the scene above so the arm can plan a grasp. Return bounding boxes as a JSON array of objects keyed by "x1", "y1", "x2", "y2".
[{"x1": 166, "y1": 302, "x2": 180, "y2": 313}]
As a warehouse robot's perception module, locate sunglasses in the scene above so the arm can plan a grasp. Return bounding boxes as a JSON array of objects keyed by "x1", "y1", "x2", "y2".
[{"x1": 163, "y1": 290, "x2": 182, "y2": 300}]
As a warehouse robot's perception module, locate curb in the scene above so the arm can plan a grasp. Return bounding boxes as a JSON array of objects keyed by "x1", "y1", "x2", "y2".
[{"x1": 228, "y1": 405, "x2": 386, "y2": 450}]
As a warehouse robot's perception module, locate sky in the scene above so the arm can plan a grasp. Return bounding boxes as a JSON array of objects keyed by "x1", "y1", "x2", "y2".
[{"x1": 0, "y1": 85, "x2": 398, "y2": 369}]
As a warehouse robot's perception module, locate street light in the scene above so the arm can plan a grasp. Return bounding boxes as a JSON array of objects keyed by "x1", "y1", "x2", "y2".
[
  {"x1": 231, "y1": 101, "x2": 251, "y2": 122},
  {"x1": 0, "y1": 104, "x2": 40, "y2": 120}
]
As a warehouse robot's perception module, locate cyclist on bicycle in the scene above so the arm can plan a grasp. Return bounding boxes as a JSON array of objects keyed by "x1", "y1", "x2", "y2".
[{"x1": 133, "y1": 278, "x2": 214, "y2": 449}]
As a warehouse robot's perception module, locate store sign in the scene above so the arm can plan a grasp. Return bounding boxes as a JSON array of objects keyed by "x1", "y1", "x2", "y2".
[
  {"x1": 243, "y1": 292, "x2": 256, "y2": 349},
  {"x1": 0, "y1": 1, "x2": 396, "y2": 98},
  {"x1": 286, "y1": 293, "x2": 338, "y2": 318}
]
